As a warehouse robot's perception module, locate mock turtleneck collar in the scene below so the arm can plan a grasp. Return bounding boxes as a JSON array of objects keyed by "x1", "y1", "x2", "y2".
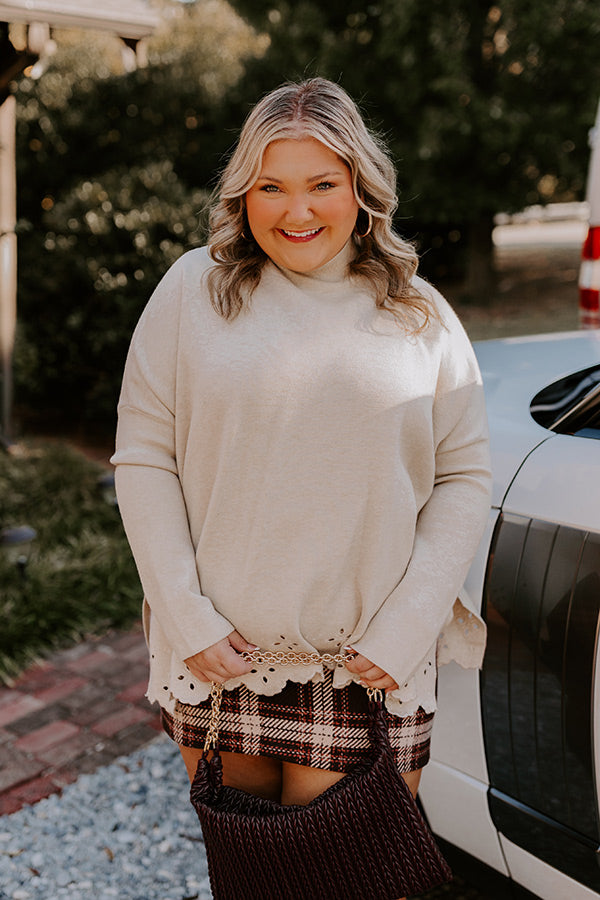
[{"x1": 273, "y1": 239, "x2": 357, "y2": 293}]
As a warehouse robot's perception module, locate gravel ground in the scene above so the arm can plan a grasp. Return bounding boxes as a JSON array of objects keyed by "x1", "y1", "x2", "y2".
[{"x1": 0, "y1": 736, "x2": 211, "y2": 900}]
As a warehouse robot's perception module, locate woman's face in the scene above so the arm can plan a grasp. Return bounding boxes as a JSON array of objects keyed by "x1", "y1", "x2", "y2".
[{"x1": 245, "y1": 137, "x2": 359, "y2": 273}]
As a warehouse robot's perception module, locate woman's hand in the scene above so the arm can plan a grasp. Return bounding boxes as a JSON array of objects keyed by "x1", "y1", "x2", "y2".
[
  {"x1": 344, "y1": 650, "x2": 399, "y2": 692},
  {"x1": 184, "y1": 631, "x2": 257, "y2": 683}
]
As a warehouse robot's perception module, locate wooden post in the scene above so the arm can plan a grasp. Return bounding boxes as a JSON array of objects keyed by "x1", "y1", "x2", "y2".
[{"x1": 0, "y1": 93, "x2": 17, "y2": 444}]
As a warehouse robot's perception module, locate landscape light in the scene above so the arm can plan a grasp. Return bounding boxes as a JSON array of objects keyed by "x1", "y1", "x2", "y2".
[
  {"x1": 97, "y1": 471, "x2": 117, "y2": 507},
  {"x1": 0, "y1": 524, "x2": 37, "y2": 576}
]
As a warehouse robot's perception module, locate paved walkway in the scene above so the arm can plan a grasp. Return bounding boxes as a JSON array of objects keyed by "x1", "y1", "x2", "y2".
[{"x1": 0, "y1": 625, "x2": 161, "y2": 816}]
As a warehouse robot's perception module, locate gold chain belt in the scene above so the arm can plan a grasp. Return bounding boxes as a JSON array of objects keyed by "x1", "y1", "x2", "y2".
[
  {"x1": 203, "y1": 647, "x2": 381, "y2": 753},
  {"x1": 240, "y1": 649, "x2": 351, "y2": 666}
]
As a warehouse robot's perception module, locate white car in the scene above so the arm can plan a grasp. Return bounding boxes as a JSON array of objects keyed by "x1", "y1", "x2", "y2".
[{"x1": 419, "y1": 329, "x2": 600, "y2": 900}]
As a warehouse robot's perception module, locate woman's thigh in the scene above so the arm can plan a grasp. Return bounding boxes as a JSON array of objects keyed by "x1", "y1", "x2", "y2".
[
  {"x1": 281, "y1": 762, "x2": 423, "y2": 806},
  {"x1": 281, "y1": 761, "x2": 345, "y2": 806},
  {"x1": 401, "y1": 766, "x2": 423, "y2": 798},
  {"x1": 180, "y1": 744, "x2": 423, "y2": 806},
  {"x1": 178, "y1": 745, "x2": 283, "y2": 801}
]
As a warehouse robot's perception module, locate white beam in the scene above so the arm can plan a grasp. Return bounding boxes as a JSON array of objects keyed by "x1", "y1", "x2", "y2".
[
  {"x1": 0, "y1": 94, "x2": 16, "y2": 443},
  {"x1": 0, "y1": 0, "x2": 160, "y2": 40},
  {"x1": 0, "y1": 1, "x2": 159, "y2": 441}
]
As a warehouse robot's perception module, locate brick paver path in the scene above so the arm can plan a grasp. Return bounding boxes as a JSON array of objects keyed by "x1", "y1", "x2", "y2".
[{"x1": 0, "y1": 624, "x2": 161, "y2": 815}]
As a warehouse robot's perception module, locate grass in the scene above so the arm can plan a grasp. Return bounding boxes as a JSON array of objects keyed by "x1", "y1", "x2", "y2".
[{"x1": 0, "y1": 441, "x2": 142, "y2": 684}]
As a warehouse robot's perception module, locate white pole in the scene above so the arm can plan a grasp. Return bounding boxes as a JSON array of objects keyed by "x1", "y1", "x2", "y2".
[{"x1": 0, "y1": 93, "x2": 17, "y2": 443}]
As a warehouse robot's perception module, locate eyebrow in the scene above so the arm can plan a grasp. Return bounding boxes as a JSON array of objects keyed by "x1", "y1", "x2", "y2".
[{"x1": 255, "y1": 171, "x2": 344, "y2": 183}]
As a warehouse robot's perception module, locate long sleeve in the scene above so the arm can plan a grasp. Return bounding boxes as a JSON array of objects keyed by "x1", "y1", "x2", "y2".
[
  {"x1": 351, "y1": 318, "x2": 492, "y2": 691},
  {"x1": 111, "y1": 257, "x2": 234, "y2": 662}
]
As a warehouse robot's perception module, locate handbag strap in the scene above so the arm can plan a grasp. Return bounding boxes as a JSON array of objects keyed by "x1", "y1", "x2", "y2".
[{"x1": 203, "y1": 649, "x2": 384, "y2": 753}]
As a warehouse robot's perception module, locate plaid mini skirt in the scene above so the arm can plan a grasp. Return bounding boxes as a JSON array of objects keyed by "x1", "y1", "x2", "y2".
[{"x1": 161, "y1": 668, "x2": 434, "y2": 774}]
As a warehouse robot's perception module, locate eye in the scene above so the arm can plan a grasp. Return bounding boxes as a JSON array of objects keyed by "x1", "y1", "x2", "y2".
[
  {"x1": 314, "y1": 181, "x2": 335, "y2": 191},
  {"x1": 258, "y1": 183, "x2": 281, "y2": 193}
]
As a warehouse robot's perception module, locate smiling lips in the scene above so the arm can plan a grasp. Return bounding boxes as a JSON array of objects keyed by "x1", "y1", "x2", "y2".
[{"x1": 278, "y1": 227, "x2": 325, "y2": 242}]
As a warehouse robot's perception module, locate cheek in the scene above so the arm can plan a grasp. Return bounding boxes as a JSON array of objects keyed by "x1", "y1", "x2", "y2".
[
  {"x1": 246, "y1": 195, "x2": 277, "y2": 233},
  {"x1": 245, "y1": 195, "x2": 261, "y2": 231},
  {"x1": 331, "y1": 195, "x2": 359, "y2": 229}
]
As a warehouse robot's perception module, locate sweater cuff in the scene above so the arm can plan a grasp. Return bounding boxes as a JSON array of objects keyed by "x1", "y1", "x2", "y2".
[{"x1": 167, "y1": 606, "x2": 235, "y2": 663}]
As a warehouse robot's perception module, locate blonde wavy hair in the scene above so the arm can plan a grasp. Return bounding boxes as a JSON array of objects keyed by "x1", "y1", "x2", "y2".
[{"x1": 207, "y1": 77, "x2": 434, "y2": 328}]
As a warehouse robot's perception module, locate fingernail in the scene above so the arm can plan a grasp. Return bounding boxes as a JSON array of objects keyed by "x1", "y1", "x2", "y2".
[{"x1": 247, "y1": 644, "x2": 259, "y2": 651}]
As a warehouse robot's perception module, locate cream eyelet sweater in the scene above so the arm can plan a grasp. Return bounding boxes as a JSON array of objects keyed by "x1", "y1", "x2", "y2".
[{"x1": 112, "y1": 241, "x2": 491, "y2": 716}]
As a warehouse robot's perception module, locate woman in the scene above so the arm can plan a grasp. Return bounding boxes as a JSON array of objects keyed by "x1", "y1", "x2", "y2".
[{"x1": 112, "y1": 77, "x2": 490, "y2": 849}]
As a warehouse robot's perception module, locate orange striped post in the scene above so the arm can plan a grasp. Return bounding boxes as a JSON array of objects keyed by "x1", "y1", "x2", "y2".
[
  {"x1": 580, "y1": 100, "x2": 600, "y2": 328},
  {"x1": 579, "y1": 226, "x2": 600, "y2": 328}
]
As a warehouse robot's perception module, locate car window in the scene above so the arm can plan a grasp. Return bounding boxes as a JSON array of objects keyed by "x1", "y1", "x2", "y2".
[{"x1": 530, "y1": 365, "x2": 600, "y2": 437}]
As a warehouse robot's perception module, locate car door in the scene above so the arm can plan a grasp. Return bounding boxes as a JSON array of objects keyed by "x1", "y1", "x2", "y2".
[{"x1": 480, "y1": 431, "x2": 600, "y2": 893}]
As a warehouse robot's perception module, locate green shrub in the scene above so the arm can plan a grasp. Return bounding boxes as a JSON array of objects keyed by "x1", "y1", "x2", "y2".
[
  {"x1": 0, "y1": 442, "x2": 142, "y2": 682},
  {"x1": 15, "y1": 163, "x2": 209, "y2": 426},
  {"x1": 13, "y1": 0, "x2": 266, "y2": 432}
]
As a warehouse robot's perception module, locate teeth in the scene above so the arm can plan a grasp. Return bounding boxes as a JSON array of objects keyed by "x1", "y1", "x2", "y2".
[{"x1": 282, "y1": 228, "x2": 321, "y2": 237}]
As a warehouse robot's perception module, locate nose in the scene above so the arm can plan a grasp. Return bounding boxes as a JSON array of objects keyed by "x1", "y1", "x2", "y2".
[{"x1": 283, "y1": 192, "x2": 314, "y2": 225}]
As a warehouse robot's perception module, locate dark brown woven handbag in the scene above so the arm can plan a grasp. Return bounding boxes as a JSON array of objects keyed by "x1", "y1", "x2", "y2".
[{"x1": 190, "y1": 659, "x2": 452, "y2": 900}]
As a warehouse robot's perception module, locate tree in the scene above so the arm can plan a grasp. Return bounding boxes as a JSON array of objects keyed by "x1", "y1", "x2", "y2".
[
  {"x1": 16, "y1": 0, "x2": 266, "y2": 220},
  {"x1": 16, "y1": 162, "x2": 210, "y2": 422},
  {"x1": 230, "y1": 0, "x2": 600, "y2": 294},
  {"x1": 13, "y1": 0, "x2": 266, "y2": 428}
]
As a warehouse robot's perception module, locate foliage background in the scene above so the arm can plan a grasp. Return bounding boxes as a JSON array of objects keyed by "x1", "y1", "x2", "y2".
[
  {"x1": 0, "y1": 443, "x2": 140, "y2": 683},
  {"x1": 11, "y1": 0, "x2": 600, "y2": 433},
  {"x1": 13, "y1": 0, "x2": 265, "y2": 430},
  {"x1": 230, "y1": 0, "x2": 600, "y2": 289}
]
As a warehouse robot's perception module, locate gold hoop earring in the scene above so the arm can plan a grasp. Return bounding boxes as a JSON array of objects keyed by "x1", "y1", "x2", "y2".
[{"x1": 355, "y1": 211, "x2": 373, "y2": 238}]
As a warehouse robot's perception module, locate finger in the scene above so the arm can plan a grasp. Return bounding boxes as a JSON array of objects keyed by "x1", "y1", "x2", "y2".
[
  {"x1": 360, "y1": 674, "x2": 397, "y2": 691},
  {"x1": 357, "y1": 664, "x2": 387, "y2": 681},
  {"x1": 220, "y1": 644, "x2": 255, "y2": 677},
  {"x1": 186, "y1": 653, "x2": 235, "y2": 682},
  {"x1": 347, "y1": 658, "x2": 385, "y2": 679},
  {"x1": 196, "y1": 663, "x2": 236, "y2": 683},
  {"x1": 344, "y1": 653, "x2": 372, "y2": 675},
  {"x1": 184, "y1": 663, "x2": 211, "y2": 683},
  {"x1": 202, "y1": 652, "x2": 253, "y2": 681},
  {"x1": 228, "y1": 631, "x2": 259, "y2": 654},
  {"x1": 201, "y1": 661, "x2": 245, "y2": 682},
  {"x1": 197, "y1": 641, "x2": 252, "y2": 677}
]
